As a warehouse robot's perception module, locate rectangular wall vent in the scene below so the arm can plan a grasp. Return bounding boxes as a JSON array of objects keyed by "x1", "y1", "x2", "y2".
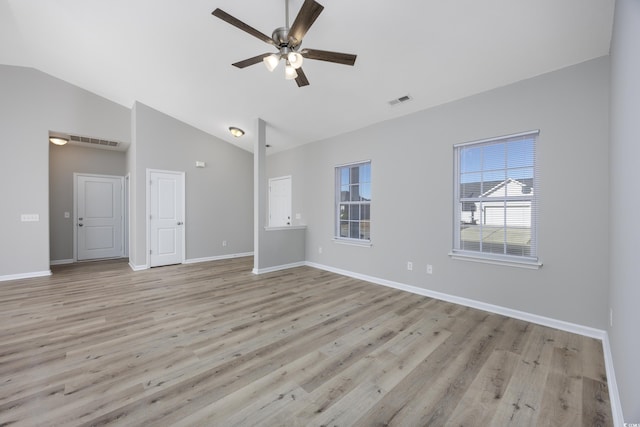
[
  {"x1": 69, "y1": 134, "x2": 120, "y2": 147},
  {"x1": 388, "y1": 94, "x2": 413, "y2": 106}
]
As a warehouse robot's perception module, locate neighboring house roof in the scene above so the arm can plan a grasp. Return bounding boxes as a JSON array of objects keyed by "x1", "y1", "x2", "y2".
[{"x1": 480, "y1": 178, "x2": 532, "y2": 198}]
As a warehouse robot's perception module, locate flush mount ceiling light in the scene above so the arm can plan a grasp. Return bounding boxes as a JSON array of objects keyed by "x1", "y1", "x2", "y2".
[
  {"x1": 212, "y1": 0, "x2": 357, "y2": 87},
  {"x1": 229, "y1": 127, "x2": 245, "y2": 138},
  {"x1": 49, "y1": 136, "x2": 69, "y2": 146}
]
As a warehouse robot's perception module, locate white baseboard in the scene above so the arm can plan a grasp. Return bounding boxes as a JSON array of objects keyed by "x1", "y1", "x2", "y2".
[
  {"x1": 128, "y1": 262, "x2": 148, "y2": 272},
  {"x1": 184, "y1": 252, "x2": 254, "y2": 265},
  {"x1": 602, "y1": 333, "x2": 625, "y2": 426},
  {"x1": 253, "y1": 261, "x2": 306, "y2": 275},
  {"x1": 50, "y1": 259, "x2": 74, "y2": 266},
  {"x1": 305, "y1": 261, "x2": 624, "y2": 425},
  {"x1": 0, "y1": 270, "x2": 52, "y2": 282},
  {"x1": 305, "y1": 261, "x2": 605, "y2": 339}
]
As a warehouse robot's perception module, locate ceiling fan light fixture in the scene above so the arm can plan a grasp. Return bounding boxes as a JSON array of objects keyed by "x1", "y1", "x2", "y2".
[
  {"x1": 285, "y1": 61, "x2": 298, "y2": 80},
  {"x1": 287, "y1": 51, "x2": 303, "y2": 69},
  {"x1": 263, "y1": 53, "x2": 280, "y2": 72},
  {"x1": 49, "y1": 136, "x2": 68, "y2": 146},
  {"x1": 229, "y1": 126, "x2": 245, "y2": 138}
]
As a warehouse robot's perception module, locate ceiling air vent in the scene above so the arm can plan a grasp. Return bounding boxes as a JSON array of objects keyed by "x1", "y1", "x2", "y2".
[
  {"x1": 69, "y1": 134, "x2": 120, "y2": 148},
  {"x1": 388, "y1": 94, "x2": 413, "y2": 106}
]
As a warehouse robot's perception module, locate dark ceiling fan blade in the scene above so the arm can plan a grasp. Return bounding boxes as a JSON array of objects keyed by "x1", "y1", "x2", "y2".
[
  {"x1": 295, "y1": 67, "x2": 310, "y2": 87},
  {"x1": 288, "y1": 0, "x2": 324, "y2": 47},
  {"x1": 232, "y1": 53, "x2": 273, "y2": 69},
  {"x1": 212, "y1": 8, "x2": 275, "y2": 46},
  {"x1": 301, "y1": 48, "x2": 357, "y2": 66}
]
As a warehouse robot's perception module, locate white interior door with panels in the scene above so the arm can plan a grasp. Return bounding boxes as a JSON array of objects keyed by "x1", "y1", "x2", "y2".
[
  {"x1": 75, "y1": 174, "x2": 124, "y2": 261},
  {"x1": 147, "y1": 169, "x2": 185, "y2": 267},
  {"x1": 269, "y1": 176, "x2": 292, "y2": 227}
]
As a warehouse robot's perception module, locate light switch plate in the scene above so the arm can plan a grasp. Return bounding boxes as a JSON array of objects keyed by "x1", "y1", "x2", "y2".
[{"x1": 21, "y1": 214, "x2": 40, "y2": 222}]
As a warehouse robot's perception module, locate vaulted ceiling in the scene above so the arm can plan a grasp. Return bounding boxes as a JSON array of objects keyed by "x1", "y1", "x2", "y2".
[{"x1": 0, "y1": 0, "x2": 615, "y2": 153}]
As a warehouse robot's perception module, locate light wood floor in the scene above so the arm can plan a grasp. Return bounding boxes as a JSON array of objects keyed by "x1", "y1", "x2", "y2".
[{"x1": 0, "y1": 257, "x2": 612, "y2": 426}]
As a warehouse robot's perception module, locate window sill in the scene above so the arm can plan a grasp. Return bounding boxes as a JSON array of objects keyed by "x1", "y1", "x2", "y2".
[
  {"x1": 448, "y1": 251, "x2": 542, "y2": 269},
  {"x1": 264, "y1": 225, "x2": 307, "y2": 231},
  {"x1": 333, "y1": 238, "x2": 372, "y2": 248}
]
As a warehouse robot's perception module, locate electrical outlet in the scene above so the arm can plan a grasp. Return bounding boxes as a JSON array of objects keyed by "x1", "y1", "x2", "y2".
[
  {"x1": 427, "y1": 264, "x2": 433, "y2": 275},
  {"x1": 407, "y1": 261, "x2": 413, "y2": 271},
  {"x1": 610, "y1": 308, "x2": 613, "y2": 327},
  {"x1": 318, "y1": 246, "x2": 323, "y2": 254},
  {"x1": 222, "y1": 240, "x2": 227, "y2": 247}
]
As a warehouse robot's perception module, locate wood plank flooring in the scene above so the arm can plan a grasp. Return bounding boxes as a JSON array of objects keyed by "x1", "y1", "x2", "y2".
[{"x1": 0, "y1": 257, "x2": 612, "y2": 426}]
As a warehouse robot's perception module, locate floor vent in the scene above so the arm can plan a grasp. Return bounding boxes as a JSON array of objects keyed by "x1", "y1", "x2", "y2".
[
  {"x1": 388, "y1": 94, "x2": 413, "y2": 106},
  {"x1": 69, "y1": 134, "x2": 120, "y2": 147}
]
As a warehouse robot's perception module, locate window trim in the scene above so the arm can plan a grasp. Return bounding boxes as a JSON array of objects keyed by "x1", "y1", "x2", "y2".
[
  {"x1": 452, "y1": 130, "x2": 541, "y2": 268},
  {"x1": 334, "y1": 160, "x2": 372, "y2": 243}
]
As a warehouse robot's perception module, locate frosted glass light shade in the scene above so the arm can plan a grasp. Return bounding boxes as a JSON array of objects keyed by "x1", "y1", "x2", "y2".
[
  {"x1": 229, "y1": 127, "x2": 245, "y2": 138},
  {"x1": 285, "y1": 62, "x2": 298, "y2": 80},
  {"x1": 49, "y1": 137, "x2": 68, "y2": 146},
  {"x1": 263, "y1": 54, "x2": 280, "y2": 72},
  {"x1": 287, "y1": 52, "x2": 303, "y2": 69}
]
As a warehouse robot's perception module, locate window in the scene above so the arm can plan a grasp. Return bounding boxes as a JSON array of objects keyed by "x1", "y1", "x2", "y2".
[
  {"x1": 453, "y1": 131, "x2": 539, "y2": 266},
  {"x1": 335, "y1": 161, "x2": 371, "y2": 242}
]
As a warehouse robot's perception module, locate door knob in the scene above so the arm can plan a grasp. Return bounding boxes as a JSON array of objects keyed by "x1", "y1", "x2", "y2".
[{"x1": 78, "y1": 224, "x2": 83, "y2": 227}]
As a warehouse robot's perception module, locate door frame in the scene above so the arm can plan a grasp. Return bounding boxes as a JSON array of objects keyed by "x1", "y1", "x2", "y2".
[
  {"x1": 73, "y1": 172, "x2": 125, "y2": 262},
  {"x1": 146, "y1": 168, "x2": 186, "y2": 268},
  {"x1": 268, "y1": 175, "x2": 292, "y2": 227}
]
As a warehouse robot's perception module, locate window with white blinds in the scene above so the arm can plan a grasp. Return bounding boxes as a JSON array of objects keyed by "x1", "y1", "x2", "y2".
[
  {"x1": 453, "y1": 131, "x2": 539, "y2": 266},
  {"x1": 335, "y1": 161, "x2": 371, "y2": 242}
]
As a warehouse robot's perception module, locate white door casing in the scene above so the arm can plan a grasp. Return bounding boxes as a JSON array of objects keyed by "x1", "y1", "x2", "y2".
[
  {"x1": 269, "y1": 176, "x2": 292, "y2": 227},
  {"x1": 148, "y1": 169, "x2": 185, "y2": 267},
  {"x1": 75, "y1": 174, "x2": 124, "y2": 261}
]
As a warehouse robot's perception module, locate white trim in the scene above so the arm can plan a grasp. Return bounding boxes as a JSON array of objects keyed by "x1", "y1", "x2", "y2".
[
  {"x1": 303, "y1": 261, "x2": 623, "y2": 424},
  {"x1": 50, "y1": 259, "x2": 74, "y2": 266},
  {"x1": 252, "y1": 261, "x2": 306, "y2": 275},
  {"x1": 124, "y1": 173, "x2": 130, "y2": 258},
  {"x1": 128, "y1": 262, "x2": 148, "y2": 272},
  {"x1": 0, "y1": 270, "x2": 52, "y2": 282},
  {"x1": 334, "y1": 158, "x2": 372, "y2": 169},
  {"x1": 146, "y1": 169, "x2": 186, "y2": 268},
  {"x1": 449, "y1": 251, "x2": 542, "y2": 269},
  {"x1": 454, "y1": 129, "x2": 540, "y2": 148},
  {"x1": 184, "y1": 252, "x2": 254, "y2": 264},
  {"x1": 602, "y1": 333, "x2": 625, "y2": 427},
  {"x1": 333, "y1": 238, "x2": 373, "y2": 247},
  {"x1": 305, "y1": 261, "x2": 604, "y2": 339},
  {"x1": 265, "y1": 226, "x2": 307, "y2": 231},
  {"x1": 268, "y1": 175, "x2": 292, "y2": 228},
  {"x1": 74, "y1": 173, "x2": 125, "y2": 262}
]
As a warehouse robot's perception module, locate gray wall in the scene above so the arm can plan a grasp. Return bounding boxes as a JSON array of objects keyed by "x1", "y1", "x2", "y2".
[
  {"x1": 268, "y1": 57, "x2": 610, "y2": 330},
  {"x1": 0, "y1": 65, "x2": 130, "y2": 277},
  {"x1": 254, "y1": 120, "x2": 306, "y2": 272},
  {"x1": 129, "y1": 102, "x2": 253, "y2": 267},
  {"x1": 610, "y1": 0, "x2": 640, "y2": 420},
  {"x1": 49, "y1": 144, "x2": 126, "y2": 262}
]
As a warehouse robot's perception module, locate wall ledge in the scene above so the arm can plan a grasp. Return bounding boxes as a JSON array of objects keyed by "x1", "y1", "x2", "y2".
[{"x1": 264, "y1": 226, "x2": 307, "y2": 231}]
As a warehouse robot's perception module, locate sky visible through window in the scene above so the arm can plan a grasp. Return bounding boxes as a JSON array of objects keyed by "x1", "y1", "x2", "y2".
[
  {"x1": 340, "y1": 163, "x2": 371, "y2": 201},
  {"x1": 460, "y1": 137, "x2": 534, "y2": 186}
]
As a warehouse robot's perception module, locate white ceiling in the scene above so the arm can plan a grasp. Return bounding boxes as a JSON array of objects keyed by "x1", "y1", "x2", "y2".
[{"x1": 0, "y1": 0, "x2": 614, "y2": 153}]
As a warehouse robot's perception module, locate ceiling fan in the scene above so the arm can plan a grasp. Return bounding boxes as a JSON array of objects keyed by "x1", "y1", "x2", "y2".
[{"x1": 212, "y1": 0, "x2": 357, "y2": 87}]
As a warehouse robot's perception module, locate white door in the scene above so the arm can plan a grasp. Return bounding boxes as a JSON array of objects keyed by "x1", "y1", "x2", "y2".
[
  {"x1": 269, "y1": 176, "x2": 292, "y2": 227},
  {"x1": 148, "y1": 170, "x2": 185, "y2": 267},
  {"x1": 76, "y1": 174, "x2": 123, "y2": 261}
]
